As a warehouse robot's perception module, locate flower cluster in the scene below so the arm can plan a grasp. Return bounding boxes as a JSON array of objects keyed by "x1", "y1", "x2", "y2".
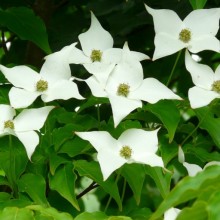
[{"x1": 1, "y1": 6, "x2": 220, "y2": 209}]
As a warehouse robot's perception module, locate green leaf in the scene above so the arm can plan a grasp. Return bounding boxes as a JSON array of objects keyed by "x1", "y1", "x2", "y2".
[
  {"x1": 150, "y1": 165, "x2": 220, "y2": 220},
  {"x1": 49, "y1": 163, "x2": 80, "y2": 211},
  {"x1": 207, "y1": 190, "x2": 220, "y2": 220},
  {"x1": 128, "y1": 208, "x2": 152, "y2": 220},
  {"x1": 177, "y1": 201, "x2": 208, "y2": 220},
  {"x1": 108, "y1": 217, "x2": 132, "y2": 220},
  {"x1": 59, "y1": 136, "x2": 92, "y2": 157},
  {"x1": 74, "y1": 211, "x2": 107, "y2": 220},
  {"x1": 0, "y1": 207, "x2": 34, "y2": 220},
  {"x1": 0, "y1": 7, "x2": 51, "y2": 53},
  {"x1": 74, "y1": 160, "x2": 122, "y2": 210},
  {"x1": 195, "y1": 106, "x2": 220, "y2": 148},
  {"x1": 145, "y1": 100, "x2": 180, "y2": 142},
  {"x1": 121, "y1": 164, "x2": 145, "y2": 204},
  {"x1": 49, "y1": 152, "x2": 69, "y2": 175},
  {"x1": 27, "y1": 205, "x2": 74, "y2": 220},
  {"x1": 18, "y1": 173, "x2": 49, "y2": 206},
  {"x1": 145, "y1": 166, "x2": 172, "y2": 199},
  {"x1": 189, "y1": 0, "x2": 207, "y2": 9},
  {"x1": 78, "y1": 96, "x2": 109, "y2": 113},
  {"x1": 0, "y1": 136, "x2": 28, "y2": 182}
]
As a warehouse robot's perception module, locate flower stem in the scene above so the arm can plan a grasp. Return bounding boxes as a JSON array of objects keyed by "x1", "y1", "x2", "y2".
[
  {"x1": 180, "y1": 108, "x2": 209, "y2": 147},
  {"x1": 121, "y1": 178, "x2": 127, "y2": 204},
  {"x1": 97, "y1": 104, "x2": 101, "y2": 129},
  {"x1": 8, "y1": 135, "x2": 18, "y2": 197},
  {"x1": 166, "y1": 50, "x2": 182, "y2": 87},
  {"x1": 104, "y1": 170, "x2": 121, "y2": 212}
]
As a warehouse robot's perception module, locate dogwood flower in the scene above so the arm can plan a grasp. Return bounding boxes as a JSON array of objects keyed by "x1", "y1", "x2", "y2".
[
  {"x1": 178, "y1": 146, "x2": 220, "y2": 176},
  {"x1": 69, "y1": 13, "x2": 149, "y2": 85},
  {"x1": 145, "y1": 4, "x2": 220, "y2": 60},
  {"x1": 0, "y1": 105, "x2": 54, "y2": 159},
  {"x1": 0, "y1": 43, "x2": 84, "y2": 108},
  {"x1": 75, "y1": 128, "x2": 164, "y2": 180},
  {"x1": 86, "y1": 42, "x2": 181, "y2": 127},
  {"x1": 185, "y1": 50, "x2": 220, "y2": 108}
]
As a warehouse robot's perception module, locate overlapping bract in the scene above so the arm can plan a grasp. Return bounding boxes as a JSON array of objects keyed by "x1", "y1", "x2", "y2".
[{"x1": 76, "y1": 128, "x2": 164, "y2": 180}]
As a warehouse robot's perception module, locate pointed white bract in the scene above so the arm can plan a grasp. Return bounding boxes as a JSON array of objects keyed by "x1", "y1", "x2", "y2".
[
  {"x1": 0, "y1": 43, "x2": 84, "y2": 109},
  {"x1": 76, "y1": 128, "x2": 164, "y2": 180},
  {"x1": 185, "y1": 50, "x2": 220, "y2": 108},
  {"x1": 86, "y1": 42, "x2": 181, "y2": 127},
  {"x1": 164, "y1": 208, "x2": 181, "y2": 220},
  {"x1": 0, "y1": 105, "x2": 54, "y2": 159},
  {"x1": 178, "y1": 146, "x2": 220, "y2": 176},
  {"x1": 69, "y1": 12, "x2": 149, "y2": 85},
  {"x1": 145, "y1": 4, "x2": 220, "y2": 60}
]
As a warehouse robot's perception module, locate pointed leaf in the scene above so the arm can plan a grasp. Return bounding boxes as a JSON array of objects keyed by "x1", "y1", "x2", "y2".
[
  {"x1": 195, "y1": 106, "x2": 220, "y2": 148},
  {"x1": 150, "y1": 165, "x2": 220, "y2": 220},
  {"x1": 49, "y1": 163, "x2": 79, "y2": 211},
  {"x1": 27, "y1": 205, "x2": 74, "y2": 220},
  {"x1": 0, "y1": 7, "x2": 51, "y2": 53},
  {"x1": 74, "y1": 160, "x2": 122, "y2": 210},
  {"x1": 18, "y1": 173, "x2": 48, "y2": 206},
  {"x1": 74, "y1": 211, "x2": 107, "y2": 220},
  {"x1": 145, "y1": 100, "x2": 180, "y2": 142},
  {"x1": 145, "y1": 166, "x2": 172, "y2": 198},
  {"x1": 121, "y1": 164, "x2": 145, "y2": 204},
  {"x1": 177, "y1": 201, "x2": 208, "y2": 220},
  {"x1": 189, "y1": 0, "x2": 207, "y2": 9},
  {"x1": 0, "y1": 207, "x2": 34, "y2": 220}
]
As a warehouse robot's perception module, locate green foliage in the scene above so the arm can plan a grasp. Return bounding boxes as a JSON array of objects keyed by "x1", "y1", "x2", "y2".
[
  {"x1": 0, "y1": 7, "x2": 51, "y2": 54},
  {"x1": 189, "y1": 0, "x2": 207, "y2": 9},
  {"x1": 0, "y1": 0, "x2": 220, "y2": 219}
]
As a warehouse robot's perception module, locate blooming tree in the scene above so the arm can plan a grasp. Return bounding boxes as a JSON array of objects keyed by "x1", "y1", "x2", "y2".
[{"x1": 0, "y1": 1, "x2": 220, "y2": 219}]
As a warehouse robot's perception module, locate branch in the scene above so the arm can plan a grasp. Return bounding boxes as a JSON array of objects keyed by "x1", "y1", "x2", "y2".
[{"x1": 76, "y1": 181, "x2": 99, "y2": 199}]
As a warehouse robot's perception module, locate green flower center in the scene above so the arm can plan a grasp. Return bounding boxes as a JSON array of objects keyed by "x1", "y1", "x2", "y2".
[
  {"x1": 4, "y1": 120, "x2": 14, "y2": 129},
  {"x1": 212, "y1": 80, "x2": 220, "y2": 93},
  {"x1": 36, "y1": 80, "x2": 48, "y2": 92},
  {"x1": 179, "y1": 29, "x2": 191, "y2": 43},
  {"x1": 117, "y1": 83, "x2": 130, "y2": 97},
  {"x1": 119, "y1": 145, "x2": 132, "y2": 159},
  {"x1": 90, "y1": 49, "x2": 102, "y2": 62}
]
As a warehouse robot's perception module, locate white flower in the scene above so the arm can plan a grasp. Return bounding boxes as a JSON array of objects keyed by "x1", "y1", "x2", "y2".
[
  {"x1": 86, "y1": 42, "x2": 181, "y2": 127},
  {"x1": 0, "y1": 43, "x2": 84, "y2": 108},
  {"x1": 0, "y1": 105, "x2": 54, "y2": 159},
  {"x1": 145, "y1": 4, "x2": 220, "y2": 60},
  {"x1": 164, "y1": 207, "x2": 181, "y2": 220},
  {"x1": 69, "y1": 12, "x2": 149, "y2": 85},
  {"x1": 178, "y1": 146, "x2": 220, "y2": 176},
  {"x1": 185, "y1": 50, "x2": 220, "y2": 108},
  {"x1": 75, "y1": 128, "x2": 164, "y2": 180}
]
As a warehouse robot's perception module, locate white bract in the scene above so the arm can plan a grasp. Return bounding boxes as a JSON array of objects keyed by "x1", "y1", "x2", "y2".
[
  {"x1": 69, "y1": 13, "x2": 149, "y2": 85},
  {"x1": 145, "y1": 4, "x2": 220, "y2": 60},
  {"x1": 76, "y1": 128, "x2": 164, "y2": 181},
  {"x1": 86, "y1": 42, "x2": 181, "y2": 127},
  {"x1": 164, "y1": 207, "x2": 181, "y2": 220},
  {"x1": 0, "y1": 43, "x2": 84, "y2": 108},
  {"x1": 185, "y1": 50, "x2": 220, "y2": 108},
  {"x1": 0, "y1": 105, "x2": 54, "y2": 159},
  {"x1": 178, "y1": 146, "x2": 220, "y2": 176}
]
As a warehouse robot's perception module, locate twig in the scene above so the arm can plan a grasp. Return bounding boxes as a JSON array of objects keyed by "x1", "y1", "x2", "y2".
[{"x1": 76, "y1": 181, "x2": 99, "y2": 199}]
